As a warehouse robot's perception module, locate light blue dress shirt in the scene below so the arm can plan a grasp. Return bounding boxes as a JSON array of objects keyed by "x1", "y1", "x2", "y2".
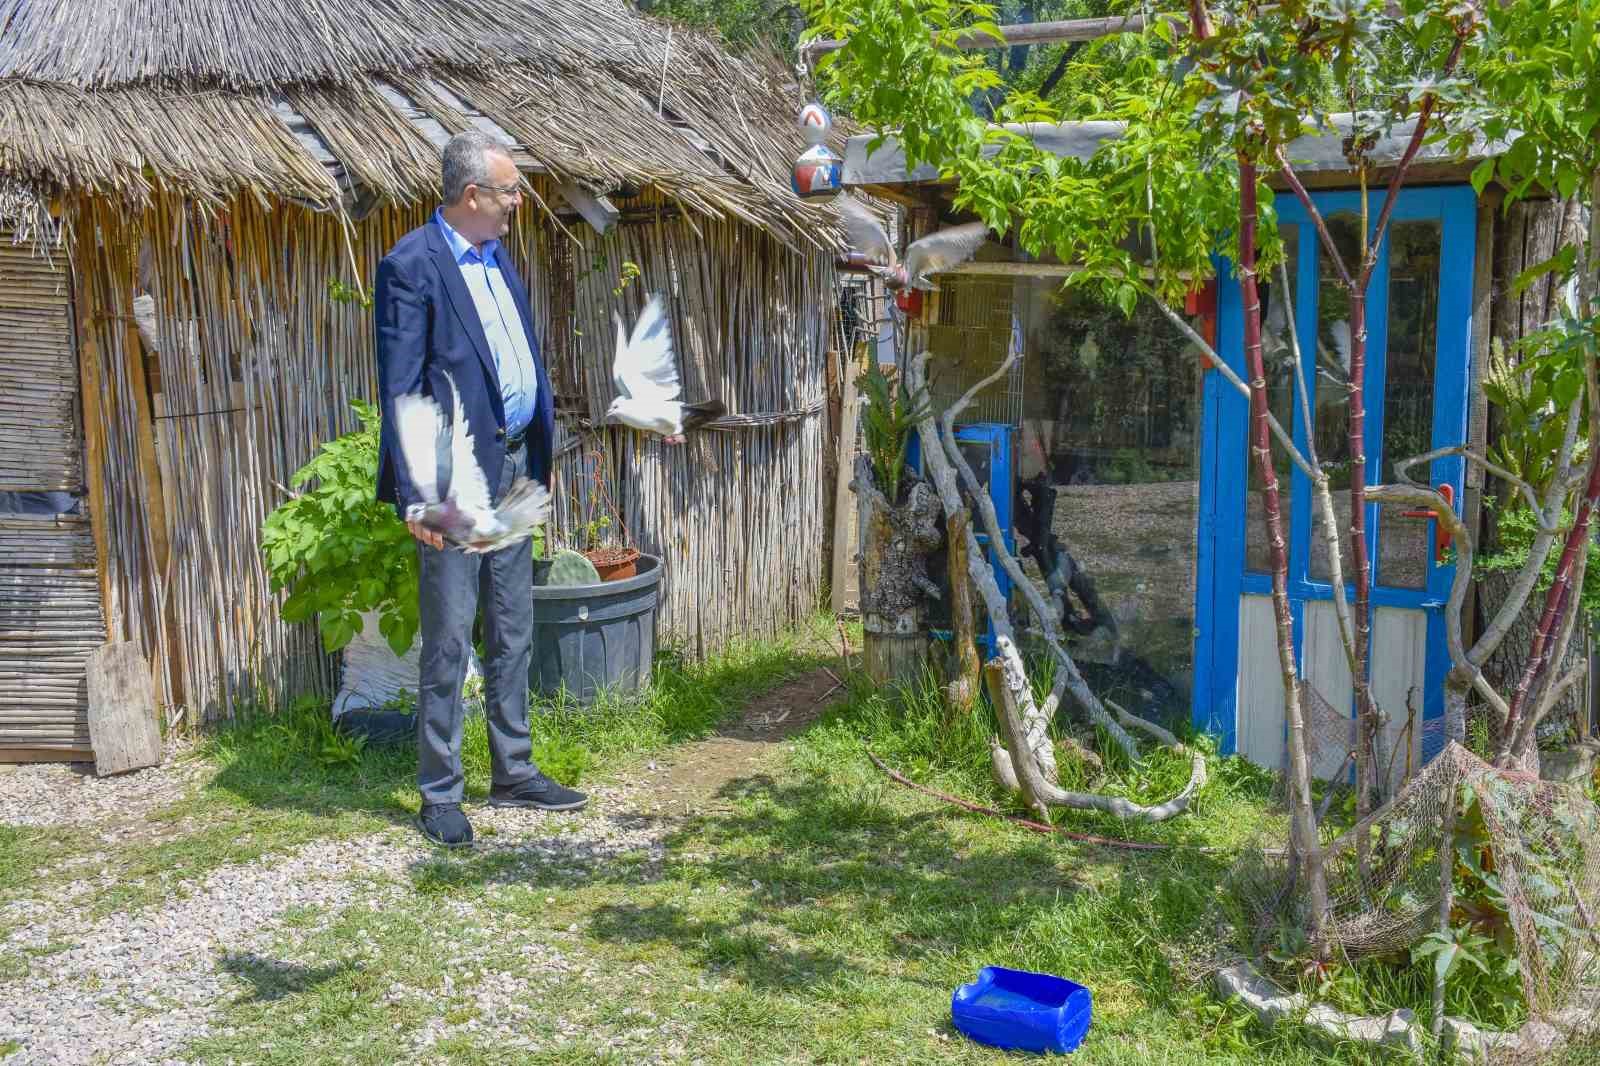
[{"x1": 433, "y1": 209, "x2": 538, "y2": 437}]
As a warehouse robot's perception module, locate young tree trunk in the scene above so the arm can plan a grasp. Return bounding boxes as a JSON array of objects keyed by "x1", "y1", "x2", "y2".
[
  {"x1": 1239, "y1": 156, "x2": 1329, "y2": 937},
  {"x1": 1344, "y1": 281, "x2": 1379, "y2": 831},
  {"x1": 1504, "y1": 393, "x2": 1600, "y2": 766},
  {"x1": 945, "y1": 507, "x2": 984, "y2": 714}
]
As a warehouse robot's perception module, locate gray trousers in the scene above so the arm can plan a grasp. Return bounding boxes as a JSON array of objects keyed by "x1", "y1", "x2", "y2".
[{"x1": 416, "y1": 443, "x2": 538, "y2": 805}]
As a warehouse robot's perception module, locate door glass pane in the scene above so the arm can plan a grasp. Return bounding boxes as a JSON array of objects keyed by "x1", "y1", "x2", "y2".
[
  {"x1": 1376, "y1": 219, "x2": 1441, "y2": 589},
  {"x1": 1011, "y1": 280, "x2": 1202, "y2": 727},
  {"x1": 1245, "y1": 226, "x2": 1299, "y2": 574},
  {"x1": 1309, "y1": 213, "x2": 1363, "y2": 583}
]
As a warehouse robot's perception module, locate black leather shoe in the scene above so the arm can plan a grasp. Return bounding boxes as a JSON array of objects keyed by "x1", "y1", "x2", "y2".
[
  {"x1": 488, "y1": 773, "x2": 589, "y2": 812},
  {"x1": 417, "y1": 802, "x2": 474, "y2": 847}
]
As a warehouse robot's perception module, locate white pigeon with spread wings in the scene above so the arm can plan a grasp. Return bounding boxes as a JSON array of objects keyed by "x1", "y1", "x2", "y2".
[
  {"x1": 605, "y1": 294, "x2": 725, "y2": 444},
  {"x1": 836, "y1": 195, "x2": 990, "y2": 291},
  {"x1": 393, "y1": 371, "x2": 549, "y2": 553}
]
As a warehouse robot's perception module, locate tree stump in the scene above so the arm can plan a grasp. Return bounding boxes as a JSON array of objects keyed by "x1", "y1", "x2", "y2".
[
  {"x1": 1480, "y1": 569, "x2": 1589, "y2": 746},
  {"x1": 854, "y1": 455, "x2": 943, "y2": 686}
]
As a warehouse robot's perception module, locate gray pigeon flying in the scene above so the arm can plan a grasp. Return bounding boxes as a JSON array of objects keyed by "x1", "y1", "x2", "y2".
[
  {"x1": 393, "y1": 371, "x2": 550, "y2": 553},
  {"x1": 836, "y1": 196, "x2": 990, "y2": 291},
  {"x1": 605, "y1": 294, "x2": 725, "y2": 443}
]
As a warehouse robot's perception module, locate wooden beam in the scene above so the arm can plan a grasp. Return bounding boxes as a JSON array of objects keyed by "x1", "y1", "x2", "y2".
[
  {"x1": 554, "y1": 180, "x2": 621, "y2": 235},
  {"x1": 0, "y1": 746, "x2": 95, "y2": 764},
  {"x1": 803, "y1": 12, "x2": 1179, "y2": 57},
  {"x1": 806, "y1": 3, "x2": 1407, "y2": 57},
  {"x1": 939, "y1": 260, "x2": 1195, "y2": 281},
  {"x1": 121, "y1": 294, "x2": 170, "y2": 580}
]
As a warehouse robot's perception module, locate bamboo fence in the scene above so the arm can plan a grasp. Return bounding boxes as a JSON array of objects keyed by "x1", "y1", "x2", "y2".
[{"x1": 63, "y1": 183, "x2": 832, "y2": 726}]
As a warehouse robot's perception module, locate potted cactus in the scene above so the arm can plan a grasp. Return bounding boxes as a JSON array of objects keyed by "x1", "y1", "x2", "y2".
[
  {"x1": 526, "y1": 433, "x2": 660, "y2": 704},
  {"x1": 564, "y1": 434, "x2": 640, "y2": 582}
]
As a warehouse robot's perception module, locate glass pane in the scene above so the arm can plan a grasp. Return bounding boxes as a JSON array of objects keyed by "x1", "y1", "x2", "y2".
[
  {"x1": 1376, "y1": 219, "x2": 1442, "y2": 589},
  {"x1": 1246, "y1": 226, "x2": 1299, "y2": 574},
  {"x1": 1309, "y1": 213, "x2": 1363, "y2": 583},
  {"x1": 1011, "y1": 281, "x2": 1202, "y2": 727}
]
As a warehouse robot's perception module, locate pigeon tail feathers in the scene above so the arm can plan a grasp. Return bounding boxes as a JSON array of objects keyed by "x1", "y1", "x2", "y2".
[{"x1": 679, "y1": 398, "x2": 726, "y2": 434}]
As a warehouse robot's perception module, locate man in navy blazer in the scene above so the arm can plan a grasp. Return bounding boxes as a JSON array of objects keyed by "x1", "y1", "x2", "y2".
[{"x1": 376, "y1": 130, "x2": 587, "y2": 848}]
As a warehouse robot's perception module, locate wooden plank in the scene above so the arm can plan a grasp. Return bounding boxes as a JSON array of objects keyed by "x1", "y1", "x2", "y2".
[
  {"x1": 803, "y1": 12, "x2": 1174, "y2": 56},
  {"x1": 85, "y1": 642, "x2": 162, "y2": 776},
  {"x1": 1302, "y1": 600, "x2": 1355, "y2": 781},
  {"x1": 71, "y1": 267, "x2": 115, "y2": 646},
  {"x1": 554, "y1": 180, "x2": 620, "y2": 235},
  {"x1": 1371, "y1": 607, "x2": 1428, "y2": 793},
  {"x1": 121, "y1": 293, "x2": 171, "y2": 578}
]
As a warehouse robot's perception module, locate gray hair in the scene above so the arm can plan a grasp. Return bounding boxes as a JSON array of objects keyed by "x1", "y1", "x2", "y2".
[{"x1": 441, "y1": 130, "x2": 513, "y2": 204}]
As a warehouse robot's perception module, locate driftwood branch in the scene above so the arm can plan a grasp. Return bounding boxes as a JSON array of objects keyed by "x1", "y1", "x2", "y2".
[
  {"x1": 905, "y1": 352, "x2": 1059, "y2": 783},
  {"x1": 865, "y1": 748, "x2": 1182, "y2": 850},
  {"x1": 925, "y1": 349, "x2": 1143, "y2": 762},
  {"x1": 987, "y1": 653, "x2": 1206, "y2": 822},
  {"x1": 904, "y1": 349, "x2": 1201, "y2": 821}
]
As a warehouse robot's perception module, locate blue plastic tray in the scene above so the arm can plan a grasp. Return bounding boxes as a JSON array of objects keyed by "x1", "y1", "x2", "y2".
[{"x1": 951, "y1": 966, "x2": 1092, "y2": 1054}]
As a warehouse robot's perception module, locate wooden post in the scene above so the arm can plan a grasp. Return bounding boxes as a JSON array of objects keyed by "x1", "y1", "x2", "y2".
[
  {"x1": 119, "y1": 283, "x2": 187, "y2": 718},
  {"x1": 71, "y1": 275, "x2": 114, "y2": 645},
  {"x1": 830, "y1": 343, "x2": 862, "y2": 615},
  {"x1": 86, "y1": 641, "x2": 163, "y2": 775}
]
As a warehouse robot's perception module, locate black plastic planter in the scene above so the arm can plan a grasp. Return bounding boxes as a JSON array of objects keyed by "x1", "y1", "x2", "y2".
[{"x1": 529, "y1": 552, "x2": 661, "y2": 705}]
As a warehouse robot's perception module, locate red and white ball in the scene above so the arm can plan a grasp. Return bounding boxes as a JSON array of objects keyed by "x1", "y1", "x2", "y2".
[
  {"x1": 797, "y1": 102, "x2": 832, "y2": 146},
  {"x1": 791, "y1": 143, "x2": 842, "y2": 199}
]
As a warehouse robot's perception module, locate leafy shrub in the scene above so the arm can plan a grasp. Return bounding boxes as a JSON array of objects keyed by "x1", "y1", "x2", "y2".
[{"x1": 261, "y1": 402, "x2": 419, "y2": 655}]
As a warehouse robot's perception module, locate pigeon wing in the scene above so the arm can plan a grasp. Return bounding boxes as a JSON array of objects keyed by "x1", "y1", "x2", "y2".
[
  {"x1": 903, "y1": 222, "x2": 990, "y2": 286},
  {"x1": 440, "y1": 371, "x2": 493, "y2": 520},
  {"x1": 392, "y1": 389, "x2": 447, "y2": 504},
  {"x1": 616, "y1": 295, "x2": 680, "y2": 402},
  {"x1": 495, "y1": 477, "x2": 551, "y2": 531},
  {"x1": 611, "y1": 309, "x2": 632, "y2": 399},
  {"x1": 836, "y1": 196, "x2": 897, "y2": 267}
]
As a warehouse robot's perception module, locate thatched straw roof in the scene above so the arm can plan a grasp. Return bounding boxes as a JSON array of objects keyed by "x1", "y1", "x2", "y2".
[{"x1": 0, "y1": 0, "x2": 844, "y2": 243}]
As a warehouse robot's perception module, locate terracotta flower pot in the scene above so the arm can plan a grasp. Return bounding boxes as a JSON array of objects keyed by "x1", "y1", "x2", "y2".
[{"x1": 583, "y1": 546, "x2": 640, "y2": 582}]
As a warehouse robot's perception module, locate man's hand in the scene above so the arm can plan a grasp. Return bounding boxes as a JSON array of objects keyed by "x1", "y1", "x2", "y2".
[{"x1": 407, "y1": 518, "x2": 446, "y2": 550}]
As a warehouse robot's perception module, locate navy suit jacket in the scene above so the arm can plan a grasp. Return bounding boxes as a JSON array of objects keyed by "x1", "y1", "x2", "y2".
[{"x1": 374, "y1": 218, "x2": 556, "y2": 518}]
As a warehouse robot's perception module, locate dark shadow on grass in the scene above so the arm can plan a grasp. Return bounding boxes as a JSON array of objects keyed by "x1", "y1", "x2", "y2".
[
  {"x1": 197, "y1": 639, "x2": 839, "y2": 832},
  {"x1": 390, "y1": 768, "x2": 1251, "y2": 1001},
  {"x1": 218, "y1": 951, "x2": 357, "y2": 1003}
]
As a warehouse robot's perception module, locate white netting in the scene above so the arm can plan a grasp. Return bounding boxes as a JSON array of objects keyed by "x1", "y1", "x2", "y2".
[{"x1": 1232, "y1": 731, "x2": 1600, "y2": 1061}]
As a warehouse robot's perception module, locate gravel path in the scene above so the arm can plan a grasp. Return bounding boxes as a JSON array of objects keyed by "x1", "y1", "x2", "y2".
[
  {"x1": 0, "y1": 670, "x2": 832, "y2": 1064},
  {"x1": 0, "y1": 774, "x2": 670, "y2": 1066},
  {"x1": 0, "y1": 745, "x2": 204, "y2": 829}
]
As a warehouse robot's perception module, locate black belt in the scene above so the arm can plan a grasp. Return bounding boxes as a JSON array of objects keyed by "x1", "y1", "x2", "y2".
[{"x1": 502, "y1": 426, "x2": 528, "y2": 450}]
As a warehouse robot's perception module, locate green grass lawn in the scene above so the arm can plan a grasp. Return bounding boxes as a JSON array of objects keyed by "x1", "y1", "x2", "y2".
[{"x1": 9, "y1": 618, "x2": 1590, "y2": 1064}]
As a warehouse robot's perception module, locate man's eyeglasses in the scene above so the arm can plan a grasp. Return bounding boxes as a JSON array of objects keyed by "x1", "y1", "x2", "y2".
[{"x1": 472, "y1": 181, "x2": 522, "y2": 198}]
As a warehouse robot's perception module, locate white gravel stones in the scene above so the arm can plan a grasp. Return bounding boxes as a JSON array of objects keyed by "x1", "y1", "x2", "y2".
[
  {"x1": 0, "y1": 781, "x2": 667, "y2": 1065},
  {"x1": 0, "y1": 746, "x2": 203, "y2": 829}
]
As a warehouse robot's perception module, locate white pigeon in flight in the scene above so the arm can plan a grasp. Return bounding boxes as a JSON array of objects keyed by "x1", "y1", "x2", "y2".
[
  {"x1": 836, "y1": 195, "x2": 990, "y2": 291},
  {"x1": 605, "y1": 294, "x2": 725, "y2": 444},
  {"x1": 393, "y1": 371, "x2": 550, "y2": 553}
]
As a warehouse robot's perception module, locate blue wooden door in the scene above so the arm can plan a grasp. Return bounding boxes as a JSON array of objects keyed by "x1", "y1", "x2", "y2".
[{"x1": 1194, "y1": 185, "x2": 1477, "y2": 777}]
